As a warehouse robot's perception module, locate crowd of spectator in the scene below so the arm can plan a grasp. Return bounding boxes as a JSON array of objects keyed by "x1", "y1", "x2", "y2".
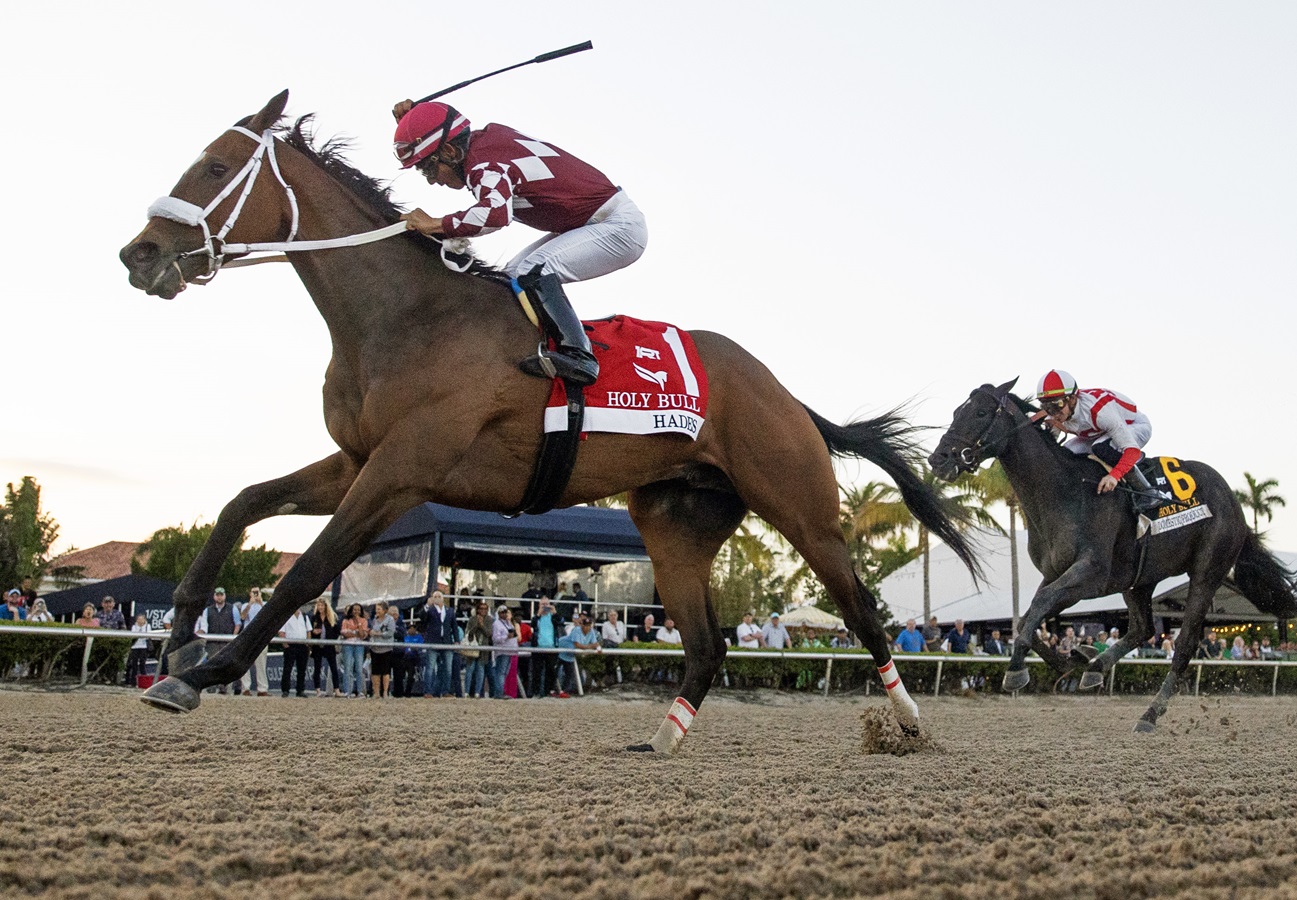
[{"x1": 9, "y1": 579, "x2": 1297, "y2": 696}]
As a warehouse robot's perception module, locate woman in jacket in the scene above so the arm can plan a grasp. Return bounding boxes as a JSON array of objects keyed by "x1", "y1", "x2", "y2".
[
  {"x1": 463, "y1": 600, "x2": 494, "y2": 698},
  {"x1": 368, "y1": 601, "x2": 396, "y2": 699},
  {"x1": 310, "y1": 598, "x2": 343, "y2": 697}
]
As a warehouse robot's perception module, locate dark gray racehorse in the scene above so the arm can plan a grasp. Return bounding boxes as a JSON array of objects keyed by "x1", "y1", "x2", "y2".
[{"x1": 928, "y1": 379, "x2": 1296, "y2": 732}]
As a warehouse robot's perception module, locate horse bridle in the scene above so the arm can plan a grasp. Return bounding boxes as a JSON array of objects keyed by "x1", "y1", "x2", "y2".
[
  {"x1": 144, "y1": 126, "x2": 449, "y2": 290},
  {"x1": 949, "y1": 388, "x2": 1045, "y2": 473},
  {"x1": 147, "y1": 126, "x2": 301, "y2": 285}
]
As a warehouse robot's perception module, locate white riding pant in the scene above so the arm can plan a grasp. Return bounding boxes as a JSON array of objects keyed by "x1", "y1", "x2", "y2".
[
  {"x1": 240, "y1": 647, "x2": 269, "y2": 693},
  {"x1": 1063, "y1": 419, "x2": 1152, "y2": 457},
  {"x1": 505, "y1": 191, "x2": 647, "y2": 284}
]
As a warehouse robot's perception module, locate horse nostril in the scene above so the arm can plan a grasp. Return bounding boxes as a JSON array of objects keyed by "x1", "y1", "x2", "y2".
[{"x1": 121, "y1": 241, "x2": 159, "y2": 270}]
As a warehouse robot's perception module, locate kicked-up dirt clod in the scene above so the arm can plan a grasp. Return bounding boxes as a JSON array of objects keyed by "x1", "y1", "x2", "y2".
[{"x1": 859, "y1": 703, "x2": 941, "y2": 755}]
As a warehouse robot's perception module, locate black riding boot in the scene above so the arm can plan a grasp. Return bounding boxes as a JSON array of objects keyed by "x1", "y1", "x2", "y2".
[
  {"x1": 1123, "y1": 467, "x2": 1167, "y2": 514},
  {"x1": 516, "y1": 269, "x2": 599, "y2": 386}
]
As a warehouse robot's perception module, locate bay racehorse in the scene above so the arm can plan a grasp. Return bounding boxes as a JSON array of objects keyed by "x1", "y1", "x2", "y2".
[
  {"x1": 929, "y1": 379, "x2": 1296, "y2": 732},
  {"x1": 118, "y1": 91, "x2": 981, "y2": 750}
]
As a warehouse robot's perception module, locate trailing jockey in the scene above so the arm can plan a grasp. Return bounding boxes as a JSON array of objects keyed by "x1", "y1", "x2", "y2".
[
  {"x1": 391, "y1": 99, "x2": 648, "y2": 386},
  {"x1": 1035, "y1": 369, "x2": 1167, "y2": 514}
]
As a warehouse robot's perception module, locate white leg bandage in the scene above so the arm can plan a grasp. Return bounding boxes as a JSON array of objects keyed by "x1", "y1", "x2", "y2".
[
  {"x1": 878, "y1": 660, "x2": 920, "y2": 727},
  {"x1": 648, "y1": 696, "x2": 697, "y2": 754}
]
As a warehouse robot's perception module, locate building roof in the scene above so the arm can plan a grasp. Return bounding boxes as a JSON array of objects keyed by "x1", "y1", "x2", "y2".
[
  {"x1": 880, "y1": 528, "x2": 1296, "y2": 626},
  {"x1": 48, "y1": 541, "x2": 301, "y2": 583},
  {"x1": 48, "y1": 541, "x2": 141, "y2": 581}
]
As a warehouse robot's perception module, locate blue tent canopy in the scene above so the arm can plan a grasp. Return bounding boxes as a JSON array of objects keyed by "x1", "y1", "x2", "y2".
[{"x1": 374, "y1": 502, "x2": 648, "y2": 574}]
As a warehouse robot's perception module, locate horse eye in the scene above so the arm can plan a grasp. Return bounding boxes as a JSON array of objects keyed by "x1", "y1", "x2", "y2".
[
  {"x1": 976, "y1": 409, "x2": 987, "y2": 418},
  {"x1": 207, "y1": 161, "x2": 229, "y2": 178}
]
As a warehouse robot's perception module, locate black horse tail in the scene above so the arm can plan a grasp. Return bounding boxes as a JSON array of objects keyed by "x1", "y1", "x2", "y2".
[
  {"x1": 803, "y1": 404, "x2": 985, "y2": 584},
  {"x1": 1233, "y1": 531, "x2": 1297, "y2": 619}
]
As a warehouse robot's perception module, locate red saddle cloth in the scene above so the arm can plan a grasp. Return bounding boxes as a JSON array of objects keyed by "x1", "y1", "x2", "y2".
[{"x1": 544, "y1": 315, "x2": 708, "y2": 439}]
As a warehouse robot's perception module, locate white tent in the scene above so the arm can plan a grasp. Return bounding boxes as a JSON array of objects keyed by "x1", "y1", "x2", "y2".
[
  {"x1": 777, "y1": 605, "x2": 845, "y2": 630},
  {"x1": 880, "y1": 528, "x2": 1296, "y2": 626}
]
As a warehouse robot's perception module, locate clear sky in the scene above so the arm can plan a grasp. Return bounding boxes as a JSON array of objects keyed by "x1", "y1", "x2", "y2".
[{"x1": 3, "y1": 1, "x2": 1294, "y2": 560}]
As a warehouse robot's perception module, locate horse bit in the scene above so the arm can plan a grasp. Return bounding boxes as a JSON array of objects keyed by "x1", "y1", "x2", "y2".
[{"x1": 144, "y1": 125, "x2": 462, "y2": 290}]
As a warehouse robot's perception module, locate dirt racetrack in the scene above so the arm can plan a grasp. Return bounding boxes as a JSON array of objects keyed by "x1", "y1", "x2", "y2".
[{"x1": 2, "y1": 687, "x2": 1296, "y2": 899}]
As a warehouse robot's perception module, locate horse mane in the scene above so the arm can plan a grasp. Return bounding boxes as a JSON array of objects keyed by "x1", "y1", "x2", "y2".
[
  {"x1": 1003, "y1": 389, "x2": 1099, "y2": 466},
  {"x1": 284, "y1": 115, "x2": 407, "y2": 221},
  {"x1": 245, "y1": 113, "x2": 505, "y2": 280}
]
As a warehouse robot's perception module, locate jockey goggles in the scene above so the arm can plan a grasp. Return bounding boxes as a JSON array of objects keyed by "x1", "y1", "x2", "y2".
[{"x1": 393, "y1": 105, "x2": 467, "y2": 168}]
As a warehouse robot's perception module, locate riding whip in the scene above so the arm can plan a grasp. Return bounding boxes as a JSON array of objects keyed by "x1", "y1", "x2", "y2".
[{"x1": 415, "y1": 41, "x2": 594, "y2": 104}]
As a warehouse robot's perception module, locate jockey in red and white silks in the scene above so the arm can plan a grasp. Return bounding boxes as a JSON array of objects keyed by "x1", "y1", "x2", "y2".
[
  {"x1": 1050, "y1": 388, "x2": 1151, "y2": 478},
  {"x1": 1036, "y1": 369, "x2": 1163, "y2": 512}
]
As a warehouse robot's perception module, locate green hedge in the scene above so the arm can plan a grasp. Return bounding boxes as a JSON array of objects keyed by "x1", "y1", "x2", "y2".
[{"x1": 0, "y1": 622, "x2": 130, "y2": 684}]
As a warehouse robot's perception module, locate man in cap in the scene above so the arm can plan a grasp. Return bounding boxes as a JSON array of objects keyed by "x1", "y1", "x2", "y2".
[
  {"x1": 1, "y1": 589, "x2": 27, "y2": 621},
  {"x1": 195, "y1": 588, "x2": 240, "y2": 694},
  {"x1": 760, "y1": 612, "x2": 791, "y2": 650},
  {"x1": 831, "y1": 627, "x2": 855, "y2": 650}
]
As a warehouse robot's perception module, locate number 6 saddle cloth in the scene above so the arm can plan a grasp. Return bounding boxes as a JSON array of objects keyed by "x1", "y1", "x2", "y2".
[{"x1": 1091, "y1": 454, "x2": 1214, "y2": 538}]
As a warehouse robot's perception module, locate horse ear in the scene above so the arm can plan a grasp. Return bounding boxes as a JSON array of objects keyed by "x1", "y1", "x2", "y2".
[
  {"x1": 247, "y1": 90, "x2": 290, "y2": 133},
  {"x1": 995, "y1": 376, "x2": 1019, "y2": 394}
]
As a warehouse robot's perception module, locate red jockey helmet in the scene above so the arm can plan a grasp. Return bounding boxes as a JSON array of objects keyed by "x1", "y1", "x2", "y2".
[
  {"x1": 393, "y1": 102, "x2": 471, "y2": 169},
  {"x1": 1035, "y1": 369, "x2": 1078, "y2": 401}
]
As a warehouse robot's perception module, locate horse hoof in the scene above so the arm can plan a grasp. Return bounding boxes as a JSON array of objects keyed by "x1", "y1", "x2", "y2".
[
  {"x1": 625, "y1": 743, "x2": 655, "y2": 753},
  {"x1": 1078, "y1": 671, "x2": 1105, "y2": 691},
  {"x1": 1070, "y1": 646, "x2": 1099, "y2": 664},
  {"x1": 167, "y1": 641, "x2": 205, "y2": 675},
  {"x1": 1002, "y1": 668, "x2": 1030, "y2": 692},
  {"x1": 1133, "y1": 719, "x2": 1157, "y2": 734},
  {"x1": 140, "y1": 677, "x2": 201, "y2": 714}
]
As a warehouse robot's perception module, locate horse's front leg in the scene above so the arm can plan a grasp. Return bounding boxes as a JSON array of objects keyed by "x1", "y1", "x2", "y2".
[
  {"x1": 1079, "y1": 585, "x2": 1155, "y2": 690},
  {"x1": 144, "y1": 455, "x2": 420, "y2": 713},
  {"x1": 1003, "y1": 558, "x2": 1104, "y2": 691},
  {"x1": 161, "y1": 452, "x2": 359, "y2": 674}
]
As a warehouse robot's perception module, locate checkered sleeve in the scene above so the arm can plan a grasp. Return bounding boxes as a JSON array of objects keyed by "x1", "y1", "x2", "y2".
[{"x1": 442, "y1": 162, "x2": 516, "y2": 237}]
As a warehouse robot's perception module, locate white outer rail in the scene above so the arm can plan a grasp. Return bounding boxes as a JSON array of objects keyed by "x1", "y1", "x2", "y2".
[{"x1": 2, "y1": 625, "x2": 1294, "y2": 697}]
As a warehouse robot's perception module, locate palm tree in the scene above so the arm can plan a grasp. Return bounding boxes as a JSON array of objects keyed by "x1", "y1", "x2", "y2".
[
  {"x1": 1233, "y1": 473, "x2": 1286, "y2": 534},
  {"x1": 841, "y1": 481, "x2": 913, "y2": 572},
  {"x1": 775, "y1": 482, "x2": 916, "y2": 619},
  {"x1": 913, "y1": 465, "x2": 1003, "y2": 622},
  {"x1": 969, "y1": 461, "x2": 1024, "y2": 636},
  {"x1": 711, "y1": 514, "x2": 779, "y2": 624}
]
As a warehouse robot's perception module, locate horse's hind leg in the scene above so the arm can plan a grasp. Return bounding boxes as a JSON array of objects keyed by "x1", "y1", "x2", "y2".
[
  {"x1": 625, "y1": 480, "x2": 747, "y2": 754},
  {"x1": 1136, "y1": 574, "x2": 1223, "y2": 733},
  {"x1": 160, "y1": 452, "x2": 359, "y2": 674},
  {"x1": 1080, "y1": 585, "x2": 1154, "y2": 691},
  {"x1": 727, "y1": 439, "x2": 921, "y2": 730}
]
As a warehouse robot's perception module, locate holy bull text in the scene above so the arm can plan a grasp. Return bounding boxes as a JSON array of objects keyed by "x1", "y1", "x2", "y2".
[{"x1": 605, "y1": 391, "x2": 701, "y2": 412}]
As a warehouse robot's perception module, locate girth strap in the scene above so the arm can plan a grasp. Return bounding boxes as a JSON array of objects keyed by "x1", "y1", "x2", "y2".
[{"x1": 511, "y1": 381, "x2": 586, "y2": 515}]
